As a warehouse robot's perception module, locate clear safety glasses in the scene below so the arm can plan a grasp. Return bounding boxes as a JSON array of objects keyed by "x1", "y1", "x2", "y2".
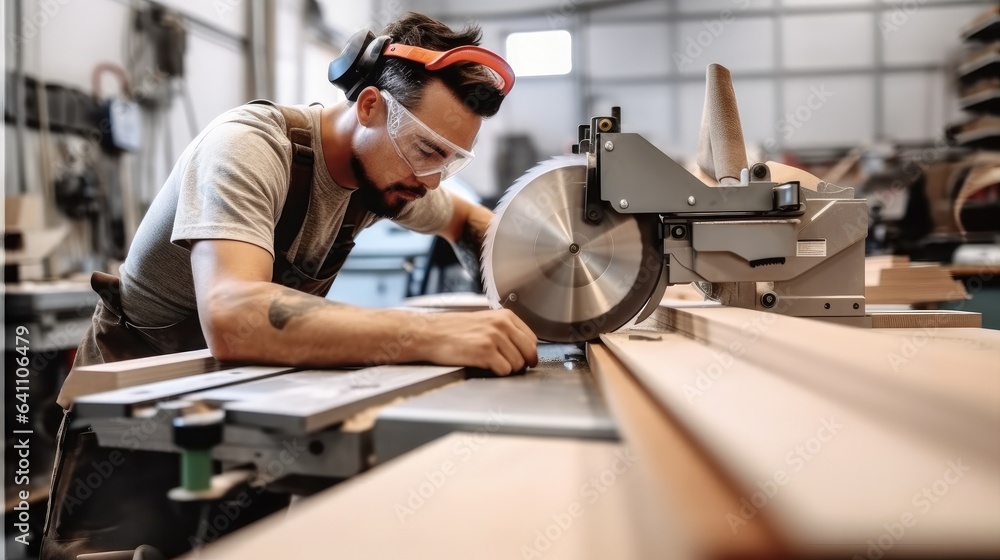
[{"x1": 381, "y1": 91, "x2": 475, "y2": 181}]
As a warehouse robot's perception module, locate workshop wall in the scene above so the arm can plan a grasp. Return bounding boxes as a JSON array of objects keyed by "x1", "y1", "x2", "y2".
[
  {"x1": 423, "y1": 0, "x2": 990, "y2": 197},
  {"x1": 5, "y1": 0, "x2": 249, "y2": 201},
  {"x1": 2, "y1": 0, "x2": 387, "y2": 275},
  {"x1": 4, "y1": 0, "x2": 252, "y2": 274},
  {"x1": 6, "y1": 0, "x2": 996, "y2": 280}
]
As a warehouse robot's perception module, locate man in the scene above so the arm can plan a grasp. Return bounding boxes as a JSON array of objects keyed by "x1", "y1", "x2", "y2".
[{"x1": 43, "y1": 13, "x2": 537, "y2": 559}]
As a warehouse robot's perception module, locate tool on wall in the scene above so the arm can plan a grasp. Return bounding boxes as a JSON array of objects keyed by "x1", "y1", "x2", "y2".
[
  {"x1": 125, "y1": 3, "x2": 195, "y2": 218},
  {"x1": 93, "y1": 62, "x2": 143, "y2": 153}
]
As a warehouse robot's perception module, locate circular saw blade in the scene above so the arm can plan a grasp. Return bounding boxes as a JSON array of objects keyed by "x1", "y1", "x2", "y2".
[{"x1": 482, "y1": 155, "x2": 663, "y2": 342}]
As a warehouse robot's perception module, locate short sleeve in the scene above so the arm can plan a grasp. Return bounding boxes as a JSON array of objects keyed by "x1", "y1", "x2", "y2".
[{"x1": 170, "y1": 117, "x2": 290, "y2": 259}]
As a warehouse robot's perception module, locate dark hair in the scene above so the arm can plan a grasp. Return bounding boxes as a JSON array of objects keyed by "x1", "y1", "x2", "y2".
[{"x1": 376, "y1": 13, "x2": 505, "y2": 117}]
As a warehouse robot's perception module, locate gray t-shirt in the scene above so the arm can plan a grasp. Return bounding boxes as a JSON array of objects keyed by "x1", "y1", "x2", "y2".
[{"x1": 119, "y1": 103, "x2": 453, "y2": 327}]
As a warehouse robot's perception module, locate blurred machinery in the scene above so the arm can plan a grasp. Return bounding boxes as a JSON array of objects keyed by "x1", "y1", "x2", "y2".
[{"x1": 326, "y1": 178, "x2": 484, "y2": 308}]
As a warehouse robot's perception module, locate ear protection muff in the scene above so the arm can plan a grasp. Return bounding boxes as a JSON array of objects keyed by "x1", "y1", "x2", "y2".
[
  {"x1": 328, "y1": 29, "x2": 515, "y2": 102},
  {"x1": 328, "y1": 30, "x2": 391, "y2": 102}
]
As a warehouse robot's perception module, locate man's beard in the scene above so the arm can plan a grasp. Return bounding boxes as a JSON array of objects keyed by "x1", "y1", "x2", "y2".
[{"x1": 351, "y1": 155, "x2": 427, "y2": 219}]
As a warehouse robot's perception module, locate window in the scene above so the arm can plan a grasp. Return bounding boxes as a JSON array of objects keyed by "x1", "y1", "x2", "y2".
[{"x1": 505, "y1": 30, "x2": 573, "y2": 77}]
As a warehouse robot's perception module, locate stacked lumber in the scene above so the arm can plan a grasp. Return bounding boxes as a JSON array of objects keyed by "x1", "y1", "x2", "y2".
[
  {"x1": 591, "y1": 303, "x2": 1000, "y2": 559},
  {"x1": 865, "y1": 255, "x2": 968, "y2": 304}
]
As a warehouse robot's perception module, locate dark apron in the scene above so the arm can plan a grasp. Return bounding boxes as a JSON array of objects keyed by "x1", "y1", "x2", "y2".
[{"x1": 41, "y1": 102, "x2": 366, "y2": 560}]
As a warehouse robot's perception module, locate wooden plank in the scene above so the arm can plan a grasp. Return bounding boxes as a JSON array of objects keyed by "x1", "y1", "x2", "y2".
[
  {"x1": 869, "y1": 309, "x2": 982, "y2": 329},
  {"x1": 866, "y1": 282, "x2": 968, "y2": 305},
  {"x1": 864, "y1": 256, "x2": 970, "y2": 304},
  {"x1": 946, "y1": 264, "x2": 1000, "y2": 277},
  {"x1": 189, "y1": 434, "x2": 676, "y2": 560},
  {"x1": 643, "y1": 305, "x2": 1000, "y2": 456},
  {"x1": 58, "y1": 349, "x2": 223, "y2": 407},
  {"x1": 876, "y1": 327, "x2": 1000, "y2": 346},
  {"x1": 587, "y1": 343, "x2": 789, "y2": 559},
  {"x1": 603, "y1": 307, "x2": 1000, "y2": 556},
  {"x1": 58, "y1": 349, "x2": 223, "y2": 408}
]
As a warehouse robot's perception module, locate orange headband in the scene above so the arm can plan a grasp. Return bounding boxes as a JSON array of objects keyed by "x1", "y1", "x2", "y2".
[{"x1": 385, "y1": 43, "x2": 515, "y2": 96}]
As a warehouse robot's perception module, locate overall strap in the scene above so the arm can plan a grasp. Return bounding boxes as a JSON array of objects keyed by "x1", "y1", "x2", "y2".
[
  {"x1": 248, "y1": 99, "x2": 316, "y2": 254},
  {"x1": 248, "y1": 100, "x2": 369, "y2": 281}
]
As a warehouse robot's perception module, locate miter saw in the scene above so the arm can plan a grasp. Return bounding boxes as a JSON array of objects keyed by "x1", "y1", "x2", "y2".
[{"x1": 483, "y1": 65, "x2": 869, "y2": 342}]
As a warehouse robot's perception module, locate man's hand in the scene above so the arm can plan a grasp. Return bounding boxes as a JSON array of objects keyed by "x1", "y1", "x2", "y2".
[{"x1": 424, "y1": 309, "x2": 538, "y2": 376}]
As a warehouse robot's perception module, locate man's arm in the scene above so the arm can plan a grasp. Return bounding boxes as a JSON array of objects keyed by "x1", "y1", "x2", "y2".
[
  {"x1": 434, "y1": 192, "x2": 493, "y2": 281},
  {"x1": 191, "y1": 239, "x2": 537, "y2": 374}
]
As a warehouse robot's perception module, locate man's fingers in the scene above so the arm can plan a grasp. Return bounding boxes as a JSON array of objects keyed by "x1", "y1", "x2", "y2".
[
  {"x1": 500, "y1": 310, "x2": 538, "y2": 367},
  {"x1": 494, "y1": 335, "x2": 526, "y2": 374},
  {"x1": 509, "y1": 327, "x2": 538, "y2": 368},
  {"x1": 504, "y1": 309, "x2": 537, "y2": 341},
  {"x1": 486, "y1": 351, "x2": 514, "y2": 377}
]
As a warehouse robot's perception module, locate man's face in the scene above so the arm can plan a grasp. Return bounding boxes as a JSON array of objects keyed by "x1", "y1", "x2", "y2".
[{"x1": 353, "y1": 80, "x2": 481, "y2": 218}]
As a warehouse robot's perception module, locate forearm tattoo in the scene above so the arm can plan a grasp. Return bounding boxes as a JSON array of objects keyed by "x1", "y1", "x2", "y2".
[
  {"x1": 267, "y1": 287, "x2": 341, "y2": 330},
  {"x1": 454, "y1": 220, "x2": 486, "y2": 289}
]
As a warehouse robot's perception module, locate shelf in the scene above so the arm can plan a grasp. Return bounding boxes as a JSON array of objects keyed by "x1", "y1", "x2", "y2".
[
  {"x1": 959, "y1": 88, "x2": 1000, "y2": 114},
  {"x1": 961, "y1": 14, "x2": 1000, "y2": 42},
  {"x1": 958, "y1": 53, "x2": 1000, "y2": 85},
  {"x1": 953, "y1": 125, "x2": 1000, "y2": 150},
  {"x1": 947, "y1": 264, "x2": 1000, "y2": 277}
]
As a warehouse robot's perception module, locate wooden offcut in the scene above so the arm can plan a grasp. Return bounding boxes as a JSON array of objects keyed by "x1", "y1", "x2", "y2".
[
  {"x1": 57, "y1": 349, "x2": 223, "y2": 408},
  {"x1": 865, "y1": 255, "x2": 969, "y2": 305},
  {"x1": 868, "y1": 309, "x2": 982, "y2": 328}
]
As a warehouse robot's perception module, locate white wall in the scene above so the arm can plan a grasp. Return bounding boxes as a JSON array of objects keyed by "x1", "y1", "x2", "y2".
[
  {"x1": 276, "y1": 0, "x2": 379, "y2": 108},
  {"x1": 459, "y1": 15, "x2": 582, "y2": 200},
  {"x1": 277, "y1": 0, "x2": 449, "y2": 108}
]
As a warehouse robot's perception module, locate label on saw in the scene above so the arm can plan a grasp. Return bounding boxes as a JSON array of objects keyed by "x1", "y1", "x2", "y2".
[{"x1": 796, "y1": 239, "x2": 827, "y2": 257}]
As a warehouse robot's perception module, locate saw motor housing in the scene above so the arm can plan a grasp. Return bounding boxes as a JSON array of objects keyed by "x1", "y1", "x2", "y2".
[{"x1": 574, "y1": 107, "x2": 869, "y2": 326}]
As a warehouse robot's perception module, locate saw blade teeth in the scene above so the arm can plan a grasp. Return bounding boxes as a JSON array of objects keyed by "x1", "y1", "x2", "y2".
[{"x1": 481, "y1": 155, "x2": 588, "y2": 309}]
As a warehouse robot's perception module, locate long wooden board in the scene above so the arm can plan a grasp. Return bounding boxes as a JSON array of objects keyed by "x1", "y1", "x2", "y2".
[
  {"x1": 642, "y1": 305, "x2": 1000, "y2": 456},
  {"x1": 600, "y1": 305, "x2": 1000, "y2": 557},
  {"x1": 189, "y1": 434, "x2": 677, "y2": 560},
  {"x1": 587, "y1": 343, "x2": 789, "y2": 559}
]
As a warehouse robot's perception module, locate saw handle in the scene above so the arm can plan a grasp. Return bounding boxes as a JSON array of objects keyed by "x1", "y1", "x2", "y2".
[{"x1": 697, "y1": 64, "x2": 748, "y2": 184}]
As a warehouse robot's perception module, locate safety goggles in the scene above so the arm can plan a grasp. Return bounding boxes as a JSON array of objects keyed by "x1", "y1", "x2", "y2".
[{"x1": 381, "y1": 91, "x2": 475, "y2": 181}]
